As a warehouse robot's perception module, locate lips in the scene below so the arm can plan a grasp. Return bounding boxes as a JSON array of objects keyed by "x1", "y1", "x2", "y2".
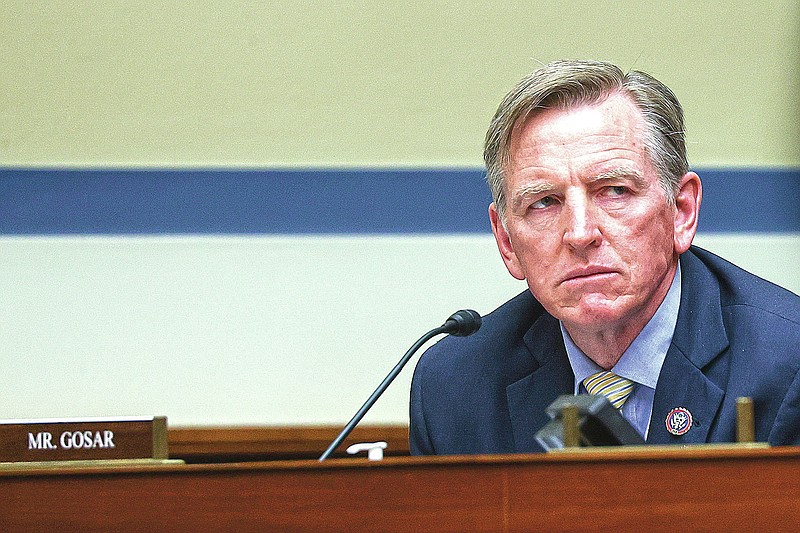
[{"x1": 560, "y1": 266, "x2": 617, "y2": 284}]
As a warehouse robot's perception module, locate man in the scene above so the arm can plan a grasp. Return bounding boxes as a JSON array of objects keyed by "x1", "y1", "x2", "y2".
[{"x1": 410, "y1": 59, "x2": 800, "y2": 454}]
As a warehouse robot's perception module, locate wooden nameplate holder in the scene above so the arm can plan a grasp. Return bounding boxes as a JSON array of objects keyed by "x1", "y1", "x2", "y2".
[{"x1": 0, "y1": 416, "x2": 179, "y2": 468}]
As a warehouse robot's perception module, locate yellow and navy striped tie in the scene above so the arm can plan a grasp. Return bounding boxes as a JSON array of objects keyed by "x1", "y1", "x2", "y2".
[{"x1": 583, "y1": 371, "x2": 635, "y2": 409}]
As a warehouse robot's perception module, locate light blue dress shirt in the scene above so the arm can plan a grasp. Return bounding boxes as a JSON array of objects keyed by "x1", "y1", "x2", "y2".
[{"x1": 560, "y1": 264, "x2": 682, "y2": 439}]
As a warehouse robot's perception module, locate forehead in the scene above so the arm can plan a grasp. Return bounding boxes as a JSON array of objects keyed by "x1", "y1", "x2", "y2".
[{"x1": 507, "y1": 93, "x2": 649, "y2": 173}]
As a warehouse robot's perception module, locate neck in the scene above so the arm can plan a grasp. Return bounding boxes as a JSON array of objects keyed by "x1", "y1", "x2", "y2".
[{"x1": 565, "y1": 324, "x2": 641, "y2": 370}]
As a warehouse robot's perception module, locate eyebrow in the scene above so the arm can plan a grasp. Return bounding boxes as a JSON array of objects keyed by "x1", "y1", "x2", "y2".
[
  {"x1": 588, "y1": 167, "x2": 647, "y2": 188},
  {"x1": 509, "y1": 182, "x2": 557, "y2": 211}
]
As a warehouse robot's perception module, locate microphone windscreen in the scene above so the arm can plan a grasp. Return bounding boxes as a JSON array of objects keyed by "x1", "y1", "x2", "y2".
[{"x1": 443, "y1": 309, "x2": 482, "y2": 336}]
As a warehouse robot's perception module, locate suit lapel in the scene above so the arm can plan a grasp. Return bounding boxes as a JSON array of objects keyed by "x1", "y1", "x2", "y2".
[
  {"x1": 647, "y1": 250, "x2": 730, "y2": 445},
  {"x1": 506, "y1": 314, "x2": 573, "y2": 453},
  {"x1": 647, "y1": 344, "x2": 725, "y2": 444}
]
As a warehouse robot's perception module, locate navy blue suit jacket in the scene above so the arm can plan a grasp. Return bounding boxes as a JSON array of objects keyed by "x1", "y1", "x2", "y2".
[{"x1": 410, "y1": 247, "x2": 800, "y2": 454}]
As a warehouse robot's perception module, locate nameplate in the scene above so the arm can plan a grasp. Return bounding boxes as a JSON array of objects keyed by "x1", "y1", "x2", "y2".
[{"x1": 0, "y1": 416, "x2": 168, "y2": 463}]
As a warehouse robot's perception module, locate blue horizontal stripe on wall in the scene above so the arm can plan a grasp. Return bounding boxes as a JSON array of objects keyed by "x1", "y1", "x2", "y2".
[
  {"x1": 0, "y1": 168, "x2": 492, "y2": 235},
  {"x1": 0, "y1": 167, "x2": 797, "y2": 234}
]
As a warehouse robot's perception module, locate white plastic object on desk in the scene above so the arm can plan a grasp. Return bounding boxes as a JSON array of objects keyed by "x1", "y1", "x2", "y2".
[{"x1": 346, "y1": 441, "x2": 388, "y2": 461}]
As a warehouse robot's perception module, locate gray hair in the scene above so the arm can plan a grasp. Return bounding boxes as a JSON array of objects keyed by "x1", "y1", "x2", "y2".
[{"x1": 484, "y1": 59, "x2": 688, "y2": 217}]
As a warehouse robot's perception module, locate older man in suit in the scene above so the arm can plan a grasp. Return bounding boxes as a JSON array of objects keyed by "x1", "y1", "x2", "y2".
[{"x1": 410, "y1": 59, "x2": 800, "y2": 454}]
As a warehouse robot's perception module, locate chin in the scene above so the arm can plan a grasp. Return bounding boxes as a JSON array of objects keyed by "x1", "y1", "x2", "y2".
[{"x1": 553, "y1": 302, "x2": 629, "y2": 328}]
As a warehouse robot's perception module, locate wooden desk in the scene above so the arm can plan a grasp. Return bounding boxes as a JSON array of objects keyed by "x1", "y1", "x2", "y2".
[
  {"x1": 167, "y1": 424, "x2": 410, "y2": 462},
  {"x1": 3, "y1": 446, "x2": 799, "y2": 532}
]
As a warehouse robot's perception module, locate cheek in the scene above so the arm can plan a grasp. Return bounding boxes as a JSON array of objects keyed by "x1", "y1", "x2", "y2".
[
  {"x1": 615, "y1": 207, "x2": 675, "y2": 252},
  {"x1": 618, "y1": 218, "x2": 676, "y2": 280},
  {"x1": 513, "y1": 236, "x2": 566, "y2": 302},
  {"x1": 512, "y1": 232, "x2": 558, "y2": 274}
]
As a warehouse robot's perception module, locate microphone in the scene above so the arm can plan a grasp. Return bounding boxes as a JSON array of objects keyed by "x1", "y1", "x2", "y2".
[
  {"x1": 319, "y1": 309, "x2": 482, "y2": 461},
  {"x1": 442, "y1": 309, "x2": 482, "y2": 336}
]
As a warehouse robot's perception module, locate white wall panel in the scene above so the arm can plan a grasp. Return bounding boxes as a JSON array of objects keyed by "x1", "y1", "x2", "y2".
[{"x1": 2, "y1": 234, "x2": 796, "y2": 426}]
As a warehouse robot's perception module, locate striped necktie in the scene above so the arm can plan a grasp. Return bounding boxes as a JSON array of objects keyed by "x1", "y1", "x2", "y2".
[{"x1": 583, "y1": 371, "x2": 635, "y2": 409}]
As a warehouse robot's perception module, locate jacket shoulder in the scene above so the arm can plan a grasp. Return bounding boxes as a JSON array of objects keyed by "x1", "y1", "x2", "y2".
[{"x1": 686, "y1": 246, "x2": 800, "y2": 324}]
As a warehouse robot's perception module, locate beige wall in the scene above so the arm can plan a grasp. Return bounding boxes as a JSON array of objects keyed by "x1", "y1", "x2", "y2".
[{"x1": 2, "y1": 1, "x2": 798, "y2": 167}]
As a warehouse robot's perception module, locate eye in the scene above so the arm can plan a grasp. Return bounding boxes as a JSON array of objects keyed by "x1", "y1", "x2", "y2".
[
  {"x1": 531, "y1": 195, "x2": 558, "y2": 209},
  {"x1": 606, "y1": 186, "x2": 627, "y2": 197}
]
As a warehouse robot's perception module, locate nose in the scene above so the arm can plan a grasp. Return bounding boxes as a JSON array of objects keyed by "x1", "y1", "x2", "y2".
[{"x1": 561, "y1": 195, "x2": 602, "y2": 250}]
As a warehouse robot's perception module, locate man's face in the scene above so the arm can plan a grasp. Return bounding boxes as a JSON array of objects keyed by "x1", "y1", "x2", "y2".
[{"x1": 489, "y1": 94, "x2": 698, "y2": 333}]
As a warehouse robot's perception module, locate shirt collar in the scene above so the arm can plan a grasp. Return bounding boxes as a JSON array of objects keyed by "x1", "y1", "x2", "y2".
[{"x1": 561, "y1": 263, "x2": 682, "y2": 393}]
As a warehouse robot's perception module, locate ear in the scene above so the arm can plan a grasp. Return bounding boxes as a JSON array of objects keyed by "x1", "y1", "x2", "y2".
[
  {"x1": 673, "y1": 172, "x2": 702, "y2": 254},
  {"x1": 489, "y1": 203, "x2": 526, "y2": 280}
]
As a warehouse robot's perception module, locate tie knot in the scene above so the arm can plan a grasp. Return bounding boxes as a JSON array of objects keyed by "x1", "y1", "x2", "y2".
[{"x1": 583, "y1": 371, "x2": 635, "y2": 409}]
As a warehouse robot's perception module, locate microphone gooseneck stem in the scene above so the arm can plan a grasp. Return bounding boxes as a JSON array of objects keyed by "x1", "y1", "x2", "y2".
[{"x1": 318, "y1": 325, "x2": 448, "y2": 461}]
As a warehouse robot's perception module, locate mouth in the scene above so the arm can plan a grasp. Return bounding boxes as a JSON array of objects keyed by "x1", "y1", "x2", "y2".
[{"x1": 560, "y1": 266, "x2": 617, "y2": 285}]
